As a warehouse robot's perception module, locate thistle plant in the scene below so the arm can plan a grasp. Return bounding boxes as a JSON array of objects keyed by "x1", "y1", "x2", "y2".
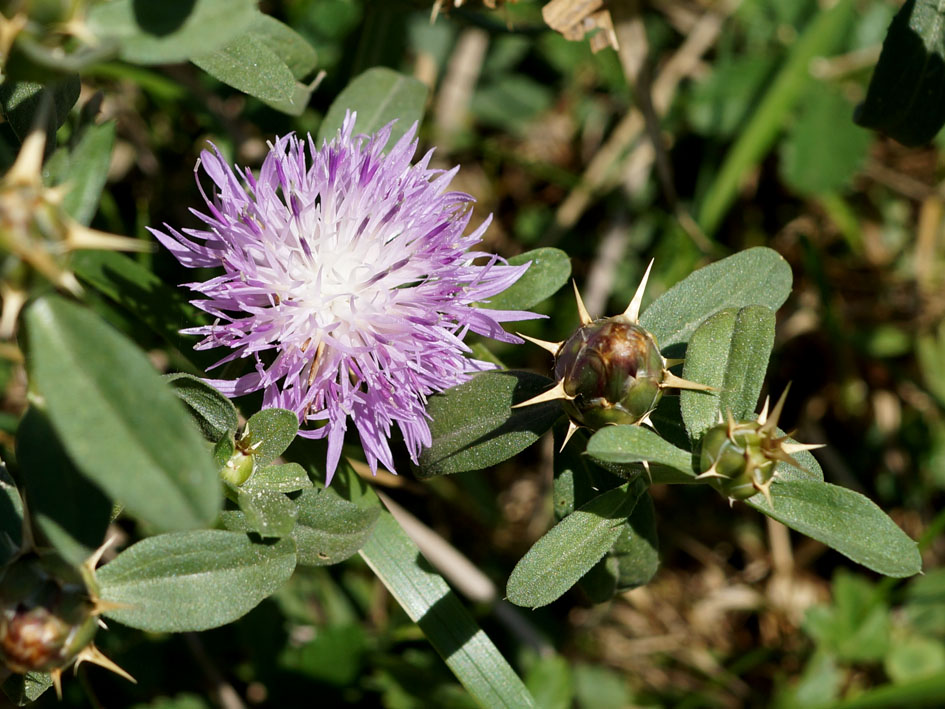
[{"x1": 0, "y1": 2, "x2": 932, "y2": 707}]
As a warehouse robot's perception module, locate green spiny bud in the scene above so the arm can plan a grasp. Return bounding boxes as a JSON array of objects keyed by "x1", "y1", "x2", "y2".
[
  {"x1": 697, "y1": 388, "x2": 824, "y2": 505},
  {"x1": 0, "y1": 553, "x2": 97, "y2": 674},
  {"x1": 699, "y1": 419, "x2": 777, "y2": 502}
]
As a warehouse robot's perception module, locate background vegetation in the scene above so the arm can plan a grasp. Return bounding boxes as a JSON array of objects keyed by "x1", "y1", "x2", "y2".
[{"x1": 2, "y1": 0, "x2": 944, "y2": 707}]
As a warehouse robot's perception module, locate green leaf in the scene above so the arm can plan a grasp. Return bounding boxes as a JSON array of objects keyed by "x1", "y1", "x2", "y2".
[
  {"x1": 885, "y1": 635, "x2": 945, "y2": 684},
  {"x1": 86, "y1": 0, "x2": 257, "y2": 65},
  {"x1": 96, "y1": 530, "x2": 296, "y2": 632},
  {"x1": 552, "y1": 427, "x2": 622, "y2": 520},
  {"x1": 71, "y1": 250, "x2": 212, "y2": 370},
  {"x1": 318, "y1": 67, "x2": 428, "y2": 149},
  {"x1": 781, "y1": 82, "x2": 872, "y2": 194},
  {"x1": 361, "y1": 511, "x2": 537, "y2": 708},
  {"x1": 24, "y1": 296, "x2": 221, "y2": 532},
  {"x1": 165, "y1": 373, "x2": 238, "y2": 442},
  {"x1": 243, "y1": 408, "x2": 299, "y2": 466},
  {"x1": 904, "y1": 568, "x2": 945, "y2": 635},
  {"x1": 237, "y1": 488, "x2": 298, "y2": 539},
  {"x1": 819, "y1": 674, "x2": 945, "y2": 709},
  {"x1": 1, "y1": 671, "x2": 53, "y2": 706},
  {"x1": 856, "y1": 0, "x2": 945, "y2": 146},
  {"x1": 747, "y1": 480, "x2": 921, "y2": 577},
  {"x1": 417, "y1": 371, "x2": 562, "y2": 477},
  {"x1": 191, "y1": 34, "x2": 312, "y2": 116},
  {"x1": 775, "y1": 437, "x2": 825, "y2": 483},
  {"x1": 0, "y1": 76, "x2": 80, "y2": 142},
  {"x1": 247, "y1": 13, "x2": 318, "y2": 80},
  {"x1": 15, "y1": 408, "x2": 111, "y2": 565},
  {"x1": 804, "y1": 570, "x2": 890, "y2": 663},
  {"x1": 680, "y1": 305, "x2": 776, "y2": 440},
  {"x1": 640, "y1": 247, "x2": 792, "y2": 352},
  {"x1": 572, "y1": 664, "x2": 632, "y2": 709},
  {"x1": 245, "y1": 462, "x2": 313, "y2": 493},
  {"x1": 524, "y1": 655, "x2": 574, "y2": 709},
  {"x1": 293, "y1": 485, "x2": 380, "y2": 566},
  {"x1": 0, "y1": 463, "x2": 23, "y2": 566},
  {"x1": 586, "y1": 425, "x2": 694, "y2": 477},
  {"x1": 507, "y1": 483, "x2": 642, "y2": 608},
  {"x1": 480, "y1": 248, "x2": 571, "y2": 311},
  {"x1": 44, "y1": 120, "x2": 116, "y2": 226},
  {"x1": 611, "y1": 492, "x2": 660, "y2": 591}
]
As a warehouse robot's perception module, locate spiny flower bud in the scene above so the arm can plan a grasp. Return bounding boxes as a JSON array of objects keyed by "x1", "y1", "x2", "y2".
[
  {"x1": 0, "y1": 540, "x2": 135, "y2": 697},
  {"x1": 697, "y1": 387, "x2": 823, "y2": 505},
  {"x1": 0, "y1": 127, "x2": 149, "y2": 338},
  {"x1": 0, "y1": 553, "x2": 96, "y2": 675},
  {"x1": 516, "y1": 260, "x2": 712, "y2": 449},
  {"x1": 554, "y1": 316, "x2": 664, "y2": 429}
]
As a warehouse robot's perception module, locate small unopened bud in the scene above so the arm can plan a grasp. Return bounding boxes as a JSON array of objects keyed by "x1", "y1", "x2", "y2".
[
  {"x1": 699, "y1": 420, "x2": 777, "y2": 502},
  {"x1": 697, "y1": 388, "x2": 824, "y2": 505},
  {"x1": 221, "y1": 448, "x2": 255, "y2": 486}
]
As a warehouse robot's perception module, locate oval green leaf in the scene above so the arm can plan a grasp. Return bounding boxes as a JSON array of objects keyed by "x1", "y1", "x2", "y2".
[
  {"x1": 293, "y1": 486, "x2": 381, "y2": 566},
  {"x1": 1, "y1": 671, "x2": 53, "y2": 706},
  {"x1": 96, "y1": 530, "x2": 296, "y2": 632},
  {"x1": 586, "y1": 425, "x2": 694, "y2": 477},
  {"x1": 640, "y1": 247, "x2": 791, "y2": 352},
  {"x1": 244, "y1": 408, "x2": 299, "y2": 466},
  {"x1": 237, "y1": 488, "x2": 298, "y2": 539},
  {"x1": 481, "y1": 248, "x2": 571, "y2": 311},
  {"x1": 44, "y1": 120, "x2": 116, "y2": 226},
  {"x1": 71, "y1": 250, "x2": 212, "y2": 371},
  {"x1": 24, "y1": 296, "x2": 221, "y2": 532},
  {"x1": 245, "y1": 462, "x2": 313, "y2": 494},
  {"x1": 191, "y1": 34, "x2": 311, "y2": 115},
  {"x1": 680, "y1": 305, "x2": 776, "y2": 440},
  {"x1": 86, "y1": 0, "x2": 257, "y2": 65},
  {"x1": 417, "y1": 371, "x2": 562, "y2": 477},
  {"x1": 747, "y1": 480, "x2": 921, "y2": 578},
  {"x1": 612, "y1": 492, "x2": 660, "y2": 592},
  {"x1": 781, "y1": 82, "x2": 871, "y2": 194},
  {"x1": 165, "y1": 373, "x2": 238, "y2": 442},
  {"x1": 247, "y1": 13, "x2": 317, "y2": 80},
  {"x1": 317, "y1": 67, "x2": 428, "y2": 148},
  {"x1": 507, "y1": 483, "x2": 641, "y2": 608},
  {"x1": 855, "y1": 0, "x2": 945, "y2": 146},
  {"x1": 15, "y1": 408, "x2": 111, "y2": 565},
  {"x1": 0, "y1": 76, "x2": 80, "y2": 142}
]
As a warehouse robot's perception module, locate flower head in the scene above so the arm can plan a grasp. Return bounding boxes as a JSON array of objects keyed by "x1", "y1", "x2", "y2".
[{"x1": 151, "y1": 114, "x2": 536, "y2": 481}]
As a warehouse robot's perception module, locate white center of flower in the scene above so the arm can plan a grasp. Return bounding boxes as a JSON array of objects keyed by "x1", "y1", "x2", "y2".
[{"x1": 270, "y1": 205, "x2": 427, "y2": 349}]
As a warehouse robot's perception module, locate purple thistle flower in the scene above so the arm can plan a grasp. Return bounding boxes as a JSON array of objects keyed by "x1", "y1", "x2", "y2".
[{"x1": 150, "y1": 113, "x2": 538, "y2": 482}]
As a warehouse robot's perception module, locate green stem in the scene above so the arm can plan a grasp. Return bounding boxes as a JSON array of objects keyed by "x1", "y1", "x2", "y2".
[
  {"x1": 360, "y1": 510, "x2": 536, "y2": 708},
  {"x1": 697, "y1": 0, "x2": 855, "y2": 236}
]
